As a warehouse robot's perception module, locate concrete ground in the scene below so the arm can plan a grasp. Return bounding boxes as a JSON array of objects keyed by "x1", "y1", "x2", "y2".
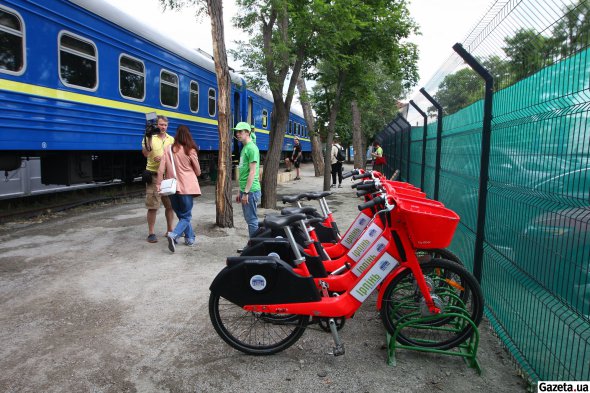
[{"x1": 0, "y1": 163, "x2": 527, "y2": 393}]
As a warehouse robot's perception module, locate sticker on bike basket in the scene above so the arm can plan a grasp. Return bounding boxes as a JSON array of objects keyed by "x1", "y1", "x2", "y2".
[
  {"x1": 250, "y1": 275, "x2": 267, "y2": 291},
  {"x1": 351, "y1": 236, "x2": 388, "y2": 277},
  {"x1": 340, "y1": 212, "x2": 371, "y2": 249},
  {"x1": 351, "y1": 252, "x2": 399, "y2": 302},
  {"x1": 346, "y1": 222, "x2": 383, "y2": 262}
]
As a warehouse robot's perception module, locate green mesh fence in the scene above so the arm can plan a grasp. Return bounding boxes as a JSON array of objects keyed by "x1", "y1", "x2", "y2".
[{"x1": 379, "y1": 1, "x2": 590, "y2": 382}]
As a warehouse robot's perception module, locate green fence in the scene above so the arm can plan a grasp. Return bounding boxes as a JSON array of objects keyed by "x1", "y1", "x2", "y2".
[{"x1": 379, "y1": 0, "x2": 590, "y2": 383}]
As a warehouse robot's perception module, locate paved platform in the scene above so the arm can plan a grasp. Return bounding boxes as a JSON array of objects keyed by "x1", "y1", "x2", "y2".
[{"x1": 0, "y1": 162, "x2": 526, "y2": 392}]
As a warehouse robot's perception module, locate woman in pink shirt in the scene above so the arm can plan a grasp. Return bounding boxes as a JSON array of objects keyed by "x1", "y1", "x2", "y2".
[{"x1": 156, "y1": 125, "x2": 201, "y2": 252}]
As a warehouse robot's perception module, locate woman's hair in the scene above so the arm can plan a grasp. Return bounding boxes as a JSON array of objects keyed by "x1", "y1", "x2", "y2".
[{"x1": 173, "y1": 125, "x2": 198, "y2": 155}]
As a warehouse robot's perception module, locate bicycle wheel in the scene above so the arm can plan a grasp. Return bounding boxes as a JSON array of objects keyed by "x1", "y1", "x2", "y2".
[
  {"x1": 380, "y1": 258, "x2": 484, "y2": 350},
  {"x1": 209, "y1": 292, "x2": 308, "y2": 355},
  {"x1": 416, "y1": 248, "x2": 462, "y2": 265}
]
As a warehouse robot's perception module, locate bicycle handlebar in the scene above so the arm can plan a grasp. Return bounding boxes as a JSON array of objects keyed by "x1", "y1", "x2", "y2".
[
  {"x1": 358, "y1": 196, "x2": 384, "y2": 211},
  {"x1": 356, "y1": 190, "x2": 370, "y2": 197},
  {"x1": 342, "y1": 169, "x2": 359, "y2": 179},
  {"x1": 356, "y1": 182, "x2": 376, "y2": 191},
  {"x1": 352, "y1": 172, "x2": 372, "y2": 180}
]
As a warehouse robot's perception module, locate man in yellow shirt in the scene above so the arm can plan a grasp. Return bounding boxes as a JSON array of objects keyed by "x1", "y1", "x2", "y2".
[{"x1": 141, "y1": 115, "x2": 174, "y2": 243}]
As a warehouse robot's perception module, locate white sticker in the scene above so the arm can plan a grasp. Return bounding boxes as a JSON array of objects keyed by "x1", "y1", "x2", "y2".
[
  {"x1": 346, "y1": 222, "x2": 384, "y2": 262},
  {"x1": 351, "y1": 235, "x2": 389, "y2": 277},
  {"x1": 351, "y1": 252, "x2": 399, "y2": 302},
  {"x1": 249, "y1": 275, "x2": 267, "y2": 291},
  {"x1": 340, "y1": 212, "x2": 371, "y2": 248}
]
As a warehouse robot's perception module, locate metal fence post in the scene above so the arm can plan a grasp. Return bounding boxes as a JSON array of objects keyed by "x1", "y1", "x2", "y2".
[
  {"x1": 419, "y1": 88, "x2": 443, "y2": 201},
  {"x1": 453, "y1": 42, "x2": 494, "y2": 284},
  {"x1": 397, "y1": 115, "x2": 412, "y2": 182},
  {"x1": 409, "y1": 100, "x2": 427, "y2": 190}
]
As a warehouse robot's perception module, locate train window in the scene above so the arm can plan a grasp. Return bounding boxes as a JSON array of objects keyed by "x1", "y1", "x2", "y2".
[
  {"x1": 59, "y1": 32, "x2": 97, "y2": 90},
  {"x1": 289, "y1": 120, "x2": 293, "y2": 135},
  {"x1": 160, "y1": 70, "x2": 178, "y2": 108},
  {"x1": 189, "y1": 81, "x2": 199, "y2": 113},
  {"x1": 208, "y1": 88, "x2": 216, "y2": 117},
  {"x1": 119, "y1": 55, "x2": 145, "y2": 100},
  {"x1": 262, "y1": 109, "x2": 268, "y2": 128},
  {"x1": 247, "y1": 98, "x2": 253, "y2": 124},
  {"x1": 0, "y1": 7, "x2": 24, "y2": 75}
]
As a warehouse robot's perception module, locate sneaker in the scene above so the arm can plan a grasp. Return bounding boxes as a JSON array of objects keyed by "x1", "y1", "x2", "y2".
[
  {"x1": 338, "y1": 184, "x2": 342, "y2": 188},
  {"x1": 294, "y1": 177, "x2": 301, "y2": 180},
  {"x1": 166, "y1": 232, "x2": 178, "y2": 244},
  {"x1": 330, "y1": 184, "x2": 336, "y2": 188},
  {"x1": 167, "y1": 234, "x2": 176, "y2": 253},
  {"x1": 147, "y1": 234, "x2": 157, "y2": 243},
  {"x1": 285, "y1": 169, "x2": 291, "y2": 172},
  {"x1": 185, "y1": 239, "x2": 195, "y2": 247}
]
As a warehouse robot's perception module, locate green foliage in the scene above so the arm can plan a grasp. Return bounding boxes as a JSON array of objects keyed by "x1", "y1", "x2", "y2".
[
  {"x1": 431, "y1": 0, "x2": 590, "y2": 115},
  {"x1": 309, "y1": 0, "x2": 418, "y2": 142}
]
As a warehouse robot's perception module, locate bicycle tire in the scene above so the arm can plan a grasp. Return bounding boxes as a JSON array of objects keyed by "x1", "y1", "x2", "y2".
[
  {"x1": 380, "y1": 258, "x2": 484, "y2": 350},
  {"x1": 416, "y1": 248, "x2": 462, "y2": 265},
  {"x1": 209, "y1": 292, "x2": 308, "y2": 355}
]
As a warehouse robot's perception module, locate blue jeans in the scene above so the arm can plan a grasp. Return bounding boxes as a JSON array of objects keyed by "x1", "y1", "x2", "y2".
[
  {"x1": 240, "y1": 190, "x2": 261, "y2": 238},
  {"x1": 168, "y1": 194, "x2": 195, "y2": 243}
]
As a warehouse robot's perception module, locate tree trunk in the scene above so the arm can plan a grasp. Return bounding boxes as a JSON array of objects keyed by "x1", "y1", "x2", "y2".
[
  {"x1": 208, "y1": 0, "x2": 233, "y2": 227},
  {"x1": 296, "y1": 78, "x2": 323, "y2": 176},
  {"x1": 261, "y1": 105, "x2": 288, "y2": 209},
  {"x1": 351, "y1": 100, "x2": 363, "y2": 169},
  {"x1": 323, "y1": 74, "x2": 345, "y2": 191}
]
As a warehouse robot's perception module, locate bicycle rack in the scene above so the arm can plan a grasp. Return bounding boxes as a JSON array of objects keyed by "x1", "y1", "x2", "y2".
[{"x1": 385, "y1": 290, "x2": 481, "y2": 374}]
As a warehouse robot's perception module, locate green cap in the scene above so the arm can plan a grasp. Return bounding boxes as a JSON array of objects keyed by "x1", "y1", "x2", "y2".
[{"x1": 233, "y1": 122, "x2": 252, "y2": 132}]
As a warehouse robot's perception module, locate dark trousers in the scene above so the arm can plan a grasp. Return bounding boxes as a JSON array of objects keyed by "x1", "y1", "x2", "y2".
[{"x1": 331, "y1": 162, "x2": 343, "y2": 185}]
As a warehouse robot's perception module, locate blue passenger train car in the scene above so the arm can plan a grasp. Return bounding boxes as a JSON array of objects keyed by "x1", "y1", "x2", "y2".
[{"x1": 0, "y1": 0, "x2": 310, "y2": 188}]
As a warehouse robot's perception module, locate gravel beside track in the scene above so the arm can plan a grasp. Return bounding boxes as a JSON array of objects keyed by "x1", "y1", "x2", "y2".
[{"x1": 0, "y1": 163, "x2": 527, "y2": 393}]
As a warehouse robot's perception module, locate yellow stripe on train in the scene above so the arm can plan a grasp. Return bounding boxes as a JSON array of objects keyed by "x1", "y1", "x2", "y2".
[{"x1": 0, "y1": 78, "x2": 218, "y2": 126}]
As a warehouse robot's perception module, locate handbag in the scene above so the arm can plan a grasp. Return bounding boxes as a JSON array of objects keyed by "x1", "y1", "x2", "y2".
[{"x1": 159, "y1": 146, "x2": 177, "y2": 196}]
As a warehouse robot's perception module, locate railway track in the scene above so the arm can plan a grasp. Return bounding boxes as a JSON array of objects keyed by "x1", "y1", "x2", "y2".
[{"x1": 0, "y1": 183, "x2": 146, "y2": 223}]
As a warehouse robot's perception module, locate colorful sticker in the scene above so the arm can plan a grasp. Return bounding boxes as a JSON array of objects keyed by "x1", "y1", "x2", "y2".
[
  {"x1": 351, "y1": 235, "x2": 389, "y2": 277},
  {"x1": 346, "y1": 222, "x2": 383, "y2": 262},
  {"x1": 340, "y1": 212, "x2": 371, "y2": 248},
  {"x1": 350, "y1": 252, "x2": 399, "y2": 302},
  {"x1": 250, "y1": 275, "x2": 267, "y2": 291}
]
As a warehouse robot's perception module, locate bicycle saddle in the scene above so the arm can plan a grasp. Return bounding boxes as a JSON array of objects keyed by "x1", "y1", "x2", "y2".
[
  {"x1": 281, "y1": 193, "x2": 307, "y2": 204},
  {"x1": 305, "y1": 191, "x2": 332, "y2": 200},
  {"x1": 264, "y1": 213, "x2": 307, "y2": 230},
  {"x1": 280, "y1": 206, "x2": 318, "y2": 216}
]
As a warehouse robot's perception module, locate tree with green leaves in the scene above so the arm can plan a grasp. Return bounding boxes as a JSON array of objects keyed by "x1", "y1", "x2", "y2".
[
  {"x1": 232, "y1": 0, "x2": 315, "y2": 208},
  {"x1": 309, "y1": 0, "x2": 418, "y2": 189},
  {"x1": 159, "y1": 0, "x2": 234, "y2": 227},
  {"x1": 551, "y1": 0, "x2": 590, "y2": 57}
]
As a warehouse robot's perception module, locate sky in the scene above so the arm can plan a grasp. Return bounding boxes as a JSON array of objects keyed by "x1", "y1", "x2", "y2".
[{"x1": 103, "y1": 0, "x2": 493, "y2": 101}]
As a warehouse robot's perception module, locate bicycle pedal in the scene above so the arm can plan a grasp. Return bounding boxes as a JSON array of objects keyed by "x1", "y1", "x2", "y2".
[{"x1": 329, "y1": 344, "x2": 345, "y2": 356}]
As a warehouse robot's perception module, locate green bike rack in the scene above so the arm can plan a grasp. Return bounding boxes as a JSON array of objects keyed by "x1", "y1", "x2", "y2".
[{"x1": 385, "y1": 290, "x2": 482, "y2": 374}]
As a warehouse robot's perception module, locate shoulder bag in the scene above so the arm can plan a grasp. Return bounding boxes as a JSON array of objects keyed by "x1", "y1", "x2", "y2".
[{"x1": 159, "y1": 146, "x2": 177, "y2": 196}]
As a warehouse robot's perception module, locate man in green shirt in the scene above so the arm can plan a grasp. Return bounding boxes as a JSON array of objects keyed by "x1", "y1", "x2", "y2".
[{"x1": 234, "y1": 122, "x2": 261, "y2": 238}]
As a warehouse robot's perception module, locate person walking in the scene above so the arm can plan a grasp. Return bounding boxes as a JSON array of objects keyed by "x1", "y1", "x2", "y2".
[
  {"x1": 142, "y1": 115, "x2": 174, "y2": 243},
  {"x1": 234, "y1": 122, "x2": 261, "y2": 238},
  {"x1": 331, "y1": 136, "x2": 344, "y2": 188},
  {"x1": 291, "y1": 137, "x2": 302, "y2": 180},
  {"x1": 156, "y1": 125, "x2": 201, "y2": 252}
]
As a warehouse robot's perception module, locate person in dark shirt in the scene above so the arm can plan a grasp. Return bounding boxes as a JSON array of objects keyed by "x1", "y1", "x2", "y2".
[{"x1": 291, "y1": 137, "x2": 302, "y2": 180}]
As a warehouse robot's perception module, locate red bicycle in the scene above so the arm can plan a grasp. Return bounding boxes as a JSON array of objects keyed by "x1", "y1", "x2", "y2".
[{"x1": 209, "y1": 179, "x2": 484, "y2": 355}]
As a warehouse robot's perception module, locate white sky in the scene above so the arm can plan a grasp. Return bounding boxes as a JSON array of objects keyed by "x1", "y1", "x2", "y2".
[{"x1": 103, "y1": 0, "x2": 493, "y2": 100}]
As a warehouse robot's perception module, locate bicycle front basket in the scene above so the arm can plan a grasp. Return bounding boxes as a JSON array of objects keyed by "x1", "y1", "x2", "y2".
[{"x1": 398, "y1": 199, "x2": 460, "y2": 249}]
